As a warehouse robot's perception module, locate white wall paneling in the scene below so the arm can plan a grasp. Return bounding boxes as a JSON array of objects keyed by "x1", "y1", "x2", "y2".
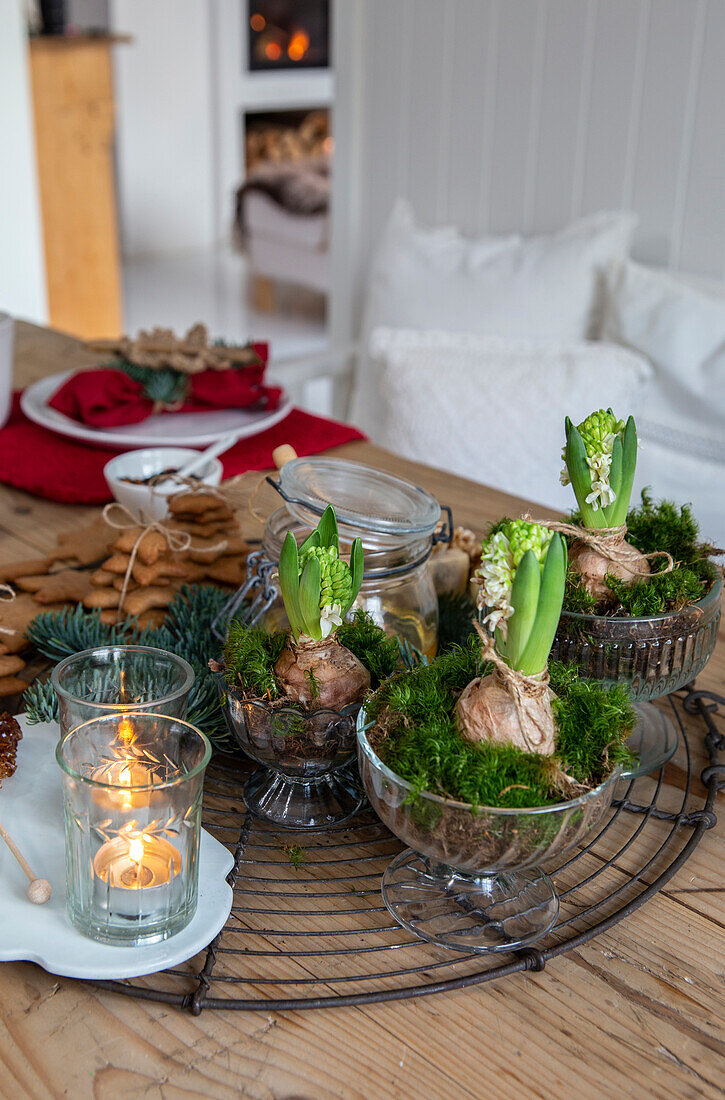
[
  {"x1": 0, "y1": 0, "x2": 47, "y2": 322},
  {"x1": 110, "y1": 0, "x2": 216, "y2": 257},
  {"x1": 332, "y1": 0, "x2": 725, "y2": 348}
]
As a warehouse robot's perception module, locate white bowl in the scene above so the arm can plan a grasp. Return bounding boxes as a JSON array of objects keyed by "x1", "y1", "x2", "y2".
[{"x1": 104, "y1": 448, "x2": 223, "y2": 522}]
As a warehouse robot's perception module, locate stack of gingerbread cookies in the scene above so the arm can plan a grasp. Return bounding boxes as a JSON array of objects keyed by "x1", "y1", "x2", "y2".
[
  {"x1": 84, "y1": 490, "x2": 248, "y2": 626},
  {"x1": 0, "y1": 489, "x2": 249, "y2": 696}
]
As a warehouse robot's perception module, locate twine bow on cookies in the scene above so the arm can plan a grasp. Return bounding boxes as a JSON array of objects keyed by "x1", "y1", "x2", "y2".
[{"x1": 101, "y1": 503, "x2": 196, "y2": 616}]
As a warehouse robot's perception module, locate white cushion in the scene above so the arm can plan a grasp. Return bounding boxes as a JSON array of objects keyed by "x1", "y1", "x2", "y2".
[
  {"x1": 602, "y1": 259, "x2": 725, "y2": 458},
  {"x1": 370, "y1": 328, "x2": 652, "y2": 513},
  {"x1": 602, "y1": 258, "x2": 725, "y2": 546},
  {"x1": 350, "y1": 201, "x2": 637, "y2": 438}
]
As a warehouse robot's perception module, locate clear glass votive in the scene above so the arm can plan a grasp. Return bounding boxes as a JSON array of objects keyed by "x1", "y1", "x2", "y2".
[
  {"x1": 51, "y1": 646, "x2": 195, "y2": 738},
  {"x1": 56, "y1": 711, "x2": 211, "y2": 945}
]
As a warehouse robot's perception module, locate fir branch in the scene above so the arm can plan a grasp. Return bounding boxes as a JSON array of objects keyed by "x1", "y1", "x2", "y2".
[
  {"x1": 23, "y1": 585, "x2": 233, "y2": 748},
  {"x1": 26, "y1": 604, "x2": 141, "y2": 661},
  {"x1": 113, "y1": 358, "x2": 188, "y2": 405},
  {"x1": 23, "y1": 679, "x2": 59, "y2": 724}
]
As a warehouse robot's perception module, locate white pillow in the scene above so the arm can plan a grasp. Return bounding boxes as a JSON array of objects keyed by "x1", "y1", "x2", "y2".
[
  {"x1": 370, "y1": 328, "x2": 652, "y2": 513},
  {"x1": 350, "y1": 201, "x2": 637, "y2": 438},
  {"x1": 602, "y1": 259, "x2": 725, "y2": 459}
]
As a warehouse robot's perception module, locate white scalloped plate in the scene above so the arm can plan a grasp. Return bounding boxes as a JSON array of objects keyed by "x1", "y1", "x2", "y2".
[
  {"x1": 0, "y1": 717, "x2": 233, "y2": 979},
  {"x1": 21, "y1": 370, "x2": 293, "y2": 449}
]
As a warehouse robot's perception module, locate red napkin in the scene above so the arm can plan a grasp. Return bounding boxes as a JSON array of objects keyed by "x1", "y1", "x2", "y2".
[
  {"x1": 0, "y1": 394, "x2": 365, "y2": 505},
  {"x1": 48, "y1": 343, "x2": 280, "y2": 428}
]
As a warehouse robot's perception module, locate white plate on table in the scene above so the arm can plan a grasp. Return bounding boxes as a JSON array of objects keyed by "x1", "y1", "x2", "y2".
[
  {"x1": 21, "y1": 369, "x2": 293, "y2": 450},
  {"x1": 0, "y1": 716, "x2": 234, "y2": 980}
]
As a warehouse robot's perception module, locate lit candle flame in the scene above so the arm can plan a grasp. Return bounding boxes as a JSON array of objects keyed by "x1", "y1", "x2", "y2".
[
  {"x1": 128, "y1": 837, "x2": 144, "y2": 864},
  {"x1": 118, "y1": 716, "x2": 134, "y2": 744}
]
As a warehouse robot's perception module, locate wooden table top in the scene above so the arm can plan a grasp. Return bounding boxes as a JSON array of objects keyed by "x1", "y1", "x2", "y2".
[{"x1": 1, "y1": 323, "x2": 723, "y2": 1100}]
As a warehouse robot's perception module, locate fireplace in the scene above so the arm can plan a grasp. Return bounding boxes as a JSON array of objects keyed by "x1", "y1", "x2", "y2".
[{"x1": 247, "y1": 0, "x2": 330, "y2": 71}]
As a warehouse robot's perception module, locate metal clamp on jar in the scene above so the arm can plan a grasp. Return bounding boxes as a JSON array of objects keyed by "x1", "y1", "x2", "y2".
[{"x1": 213, "y1": 457, "x2": 451, "y2": 658}]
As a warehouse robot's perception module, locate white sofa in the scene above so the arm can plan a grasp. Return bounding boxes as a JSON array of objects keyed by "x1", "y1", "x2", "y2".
[{"x1": 351, "y1": 203, "x2": 725, "y2": 547}]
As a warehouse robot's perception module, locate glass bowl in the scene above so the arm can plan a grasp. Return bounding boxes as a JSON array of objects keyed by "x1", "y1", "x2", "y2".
[
  {"x1": 551, "y1": 574, "x2": 721, "y2": 700},
  {"x1": 219, "y1": 679, "x2": 363, "y2": 830},
  {"x1": 357, "y1": 710, "x2": 621, "y2": 953},
  {"x1": 551, "y1": 575, "x2": 721, "y2": 777}
]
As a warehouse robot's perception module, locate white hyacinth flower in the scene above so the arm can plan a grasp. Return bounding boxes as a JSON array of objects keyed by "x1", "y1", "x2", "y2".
[
  {"x1": 475, "y1": 531, "x2": 515, "y2": 640},
  {"x1": 318, "y1": 603, "x2": 343, "y2": 639},
  {"x1": 584, "y1": 448, "x2": 616, "y2": 510}
]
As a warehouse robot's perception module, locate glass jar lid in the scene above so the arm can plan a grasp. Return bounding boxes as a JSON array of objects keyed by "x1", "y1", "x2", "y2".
[{"x1": 275, "y1": 458, "x2": 441, "y2": 539}]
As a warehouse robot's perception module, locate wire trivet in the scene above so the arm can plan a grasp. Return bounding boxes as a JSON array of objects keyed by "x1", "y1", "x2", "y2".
[{"x1": 90, "y1": 684, "x2": 723, "y2": 1013}]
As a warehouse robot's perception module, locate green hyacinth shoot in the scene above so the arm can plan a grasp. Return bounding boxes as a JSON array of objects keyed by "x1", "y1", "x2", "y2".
[
  {"x1": 477, "y1": 519, "x2": 567, "y2": 676},
  {"x1": 278, "y1": 505, "x2": 363, "y2": 642},
  {"x1": 561, "y1": 408, "x2": 638, "y2": 530}
]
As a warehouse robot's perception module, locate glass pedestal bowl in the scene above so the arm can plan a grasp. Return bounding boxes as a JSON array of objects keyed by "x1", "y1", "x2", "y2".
[
  {"x1": 219, "y1": 680, "x2": 363, "y2": 830},
  {"x1": 357, "y1": 711, "x2": 621, "y2": 953},
  {"x1": 551, "y1": 575, "x2": 721, "y2": 777}
]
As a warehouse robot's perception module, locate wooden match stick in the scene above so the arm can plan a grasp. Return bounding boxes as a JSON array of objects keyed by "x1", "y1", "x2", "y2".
[{"x1": 0, "y1": 820, "x2": 52, "y2": 904}]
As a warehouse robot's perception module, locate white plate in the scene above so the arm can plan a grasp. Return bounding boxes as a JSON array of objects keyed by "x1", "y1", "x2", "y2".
[
  {"x1": 0, "y1": 717, "x2": 234, "y2": 980},
  {"x1": 21, "y1": 369, "x2": 293, "y2": 450}
]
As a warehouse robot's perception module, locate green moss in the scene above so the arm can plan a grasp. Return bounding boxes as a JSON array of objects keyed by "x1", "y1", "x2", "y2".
[
  {"x1": 548, "y1": 662, "x2": 636, "y2": 782},
  {"x1": 564, "y1": 492, "x2": 719, "y2": 616},
  {"x1": 605, "y1": 565, "x2": 709, "y2": 617},
  {"x1": 223, "y1": 621, "x2": 286, "y2": 697},
  {"x1": 369, "y1": 645, "x2": 635, "y2": 809},
  {"x1": 336, "y1": 610, "x2": 399, "y2": 687},
  {"x1": 564, "y1": 571, "x2": 599, "y2": 615},
  {"x1": 367, "y1": 635, "x2": 483, "y2": 726}
]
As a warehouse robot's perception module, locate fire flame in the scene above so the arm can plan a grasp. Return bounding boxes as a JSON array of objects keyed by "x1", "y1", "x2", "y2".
[
  {"x1": 288, "y1": 31, "x2": 310, "y2": 61},
  {"x1": 128, "y1": 837, "x2": 144, "y2": 864},
  {"x1": 118, "y1": 716, "x2": 134, "y2": 744}
]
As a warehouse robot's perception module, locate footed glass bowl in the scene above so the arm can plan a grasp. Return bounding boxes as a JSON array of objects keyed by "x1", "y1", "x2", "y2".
[
  {"x1": 552, "y1": 575, "x2": 721, "y2": 700},
  {"x1": 219, "y1": 680, "x2": 363, "y2": 830},
  {"x1": 357, "y1": 710, "x2": 621, "y2": 953},
  {"x1": 552, "y1": 575, "x2": 721, "y2": 777}
]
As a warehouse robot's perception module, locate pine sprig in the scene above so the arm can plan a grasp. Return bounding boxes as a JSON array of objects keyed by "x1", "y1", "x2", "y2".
[
  {"x1": 22, "y1": 679, "x2": 60, "y2": 724},
  {"x1": 114, "y1": 358, "x2": 188, "y2": 406},
  {"x1": 23, "y1": 585, "x2": 233, "y2": 747},
  {"x1": 26, "y1": 605, "x2": 142, "y2": 661}
]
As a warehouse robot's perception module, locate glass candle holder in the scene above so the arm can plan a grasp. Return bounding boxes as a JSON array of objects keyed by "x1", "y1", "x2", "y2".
[
  {"x1": 56, "y1": 712, "x2": 211, "y2": 945},
  {"x1": 51, "y1": 646, "x2": 195, "y2": 738}
]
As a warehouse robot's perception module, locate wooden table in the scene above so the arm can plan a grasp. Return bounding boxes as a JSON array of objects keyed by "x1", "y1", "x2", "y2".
[{"x1": 1, "y1": 324, "x2": 723, "y2": 1100}]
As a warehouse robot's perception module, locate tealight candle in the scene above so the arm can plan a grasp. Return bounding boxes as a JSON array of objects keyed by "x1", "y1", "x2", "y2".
[
  {"x1": 57, "y1": 711, "x2": 210, "y2": 945},
  {"x1": 93, "y1": 828, "x2": 183, "y2": 920}
]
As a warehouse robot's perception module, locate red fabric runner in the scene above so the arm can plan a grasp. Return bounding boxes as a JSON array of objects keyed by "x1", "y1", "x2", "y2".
[{"x1": 0, "y1": 394, "x2": 365, "y2": 505}]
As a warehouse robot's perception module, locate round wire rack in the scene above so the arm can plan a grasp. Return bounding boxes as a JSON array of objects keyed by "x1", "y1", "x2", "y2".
[{"x1": 90, "y1": 684, "x2": 723, "y2": 1013}]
